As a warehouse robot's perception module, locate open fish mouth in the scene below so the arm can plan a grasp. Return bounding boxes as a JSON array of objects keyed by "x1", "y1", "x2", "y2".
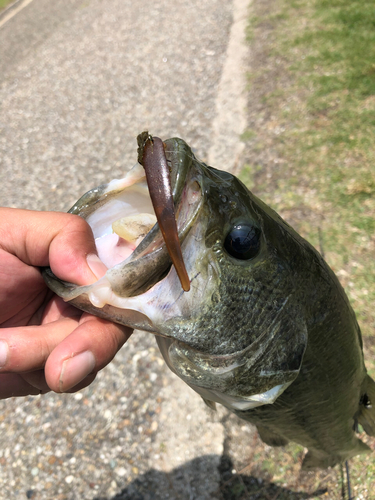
[
  {"x1": 43, "y1": 132, "x2": 203, "y2": 330},
  {"x1": 43, "y1": 132, "x2": 307, "y2": 411}
]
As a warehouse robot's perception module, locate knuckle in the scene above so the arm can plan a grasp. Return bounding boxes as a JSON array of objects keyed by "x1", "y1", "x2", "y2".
[{"x1": 64, "y1": 213, "x2": 92, "y2": 238}]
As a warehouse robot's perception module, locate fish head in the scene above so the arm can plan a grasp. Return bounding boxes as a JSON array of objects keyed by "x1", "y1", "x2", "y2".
[{"x1": 44, "y1": 134, "x2": 308, "y2": 411}]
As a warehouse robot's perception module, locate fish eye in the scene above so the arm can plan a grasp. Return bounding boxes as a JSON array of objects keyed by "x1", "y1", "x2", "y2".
[{"x1": 224, "y1": 223, "x2": 261, "y2": 260}]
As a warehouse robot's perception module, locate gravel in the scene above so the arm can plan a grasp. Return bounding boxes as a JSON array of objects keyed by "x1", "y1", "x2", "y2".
[{"x1": 0, "y1": 0, "x2": 233, "y2": 212}]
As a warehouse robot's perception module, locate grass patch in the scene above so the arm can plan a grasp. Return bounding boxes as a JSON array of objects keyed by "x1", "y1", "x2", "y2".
[
  {"x1": 242, "y1": 0, "x2": 375, "y2": 338},
  {"x1": 240, "y1": 0, "x2": 375, "y2": 496},
  {"x1": 0, "y1": 0, "x2": 14, "y2": 11}
]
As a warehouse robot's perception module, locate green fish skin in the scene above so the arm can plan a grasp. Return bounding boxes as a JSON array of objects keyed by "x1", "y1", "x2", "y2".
[{"x1": 43, "y1": 135, "x2": 375, "y2": 469}]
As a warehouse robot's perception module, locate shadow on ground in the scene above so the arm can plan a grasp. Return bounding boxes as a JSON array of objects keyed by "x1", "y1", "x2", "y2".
[{"x1": 94, "y1": 454, "x2": 327, "y2": 500}]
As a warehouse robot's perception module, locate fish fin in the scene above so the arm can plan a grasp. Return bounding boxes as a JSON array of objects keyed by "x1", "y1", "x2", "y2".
[
  {"x1": 302, "y1": 439, "x2": 371, "y2": 470},
  {"x1": 256, "y1": 424, "x2": 289, "y2": 447},
  {"x1": 357, "y1": 374, "x2": 375, "y2": 437},
  {"x1": 202, "y1": 398, "x2": 217, "y2": 411},
  {"x1": 302, "y1": 450, "x2": 336, "y2": 470}
]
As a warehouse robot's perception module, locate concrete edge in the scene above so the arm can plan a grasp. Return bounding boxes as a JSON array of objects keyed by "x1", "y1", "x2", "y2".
[
  {"x1": 0, "y1": 0, "x2": 34, "y2": 29},
  {"x1": 207, "y1": 0, "x2": 250, "y2": 175}
]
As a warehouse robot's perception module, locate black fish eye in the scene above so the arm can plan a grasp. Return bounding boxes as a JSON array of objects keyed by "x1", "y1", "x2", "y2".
[{"x1": 224, "y1": 223, "x2": 261, "y2": 260}]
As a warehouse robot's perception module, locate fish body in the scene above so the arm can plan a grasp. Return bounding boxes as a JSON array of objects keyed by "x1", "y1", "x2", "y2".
[{"x1": 43, "y1": 134, "x2": 375, "y2": 468}]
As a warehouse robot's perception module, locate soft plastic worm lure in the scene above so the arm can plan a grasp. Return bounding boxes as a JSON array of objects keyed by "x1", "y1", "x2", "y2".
[{"x1": 140, "y1": 134, "x2": 190, "y2": 292}]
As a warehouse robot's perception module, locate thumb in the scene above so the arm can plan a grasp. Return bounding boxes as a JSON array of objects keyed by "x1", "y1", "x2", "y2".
[
  {"x1": 48, "y1": 213, "x2": 108, "y2": 285},
  {"x1": 0, "y1": 208, "x2": 107, "y2": 285}
]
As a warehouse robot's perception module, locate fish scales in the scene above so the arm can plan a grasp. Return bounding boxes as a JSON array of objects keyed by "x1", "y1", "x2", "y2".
[{"x1": 43, "y1": 133, "x2": 375, "y2": 469}]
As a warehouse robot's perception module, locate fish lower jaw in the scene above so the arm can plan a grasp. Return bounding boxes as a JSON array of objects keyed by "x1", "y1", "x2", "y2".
[{"x1": 188, "y1": 382, "x2": 291, "y2": 411}]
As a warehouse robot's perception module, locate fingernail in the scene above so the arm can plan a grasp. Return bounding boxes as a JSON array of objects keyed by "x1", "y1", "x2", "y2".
[
  {"x1": 0, "y1": 340, "x2": 8, "y2": 368},
  {"x1": 59, "y1": 351, "x2": 96, "y2": 392},
  {"x1": 86, "y1": 253, "x2": 107, "y2": 281}
]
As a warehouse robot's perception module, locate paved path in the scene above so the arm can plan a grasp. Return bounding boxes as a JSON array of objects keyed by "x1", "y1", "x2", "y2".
[{"x1": 0, "y1": 1, "x2": 251, "y2": 499}]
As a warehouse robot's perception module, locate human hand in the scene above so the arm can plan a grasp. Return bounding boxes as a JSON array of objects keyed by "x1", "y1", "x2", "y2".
[{"x1": 0, "y1": 208, "x2": 132, "y2": 398}]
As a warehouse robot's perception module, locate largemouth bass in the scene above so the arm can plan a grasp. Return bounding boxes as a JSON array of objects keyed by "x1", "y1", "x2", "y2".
[{"x1": 43, "y1": 133, "x2": 375, "y2": 469}]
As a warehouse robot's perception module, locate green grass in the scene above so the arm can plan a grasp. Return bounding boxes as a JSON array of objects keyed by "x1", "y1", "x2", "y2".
[
  {"x1": 240, "y1": 0, "x2": 375, "y2": 497},
  {"x1": 0, "y1": 0, "x2": 14, "y2": 10},
  {"x1": 242, "y1": 0, "x2": 375, "y2": 341}
]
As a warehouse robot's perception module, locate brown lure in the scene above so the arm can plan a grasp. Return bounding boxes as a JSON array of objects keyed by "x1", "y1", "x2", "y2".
[{"x1": 138, "y1": 133, "x2": 190, "y2": 292}]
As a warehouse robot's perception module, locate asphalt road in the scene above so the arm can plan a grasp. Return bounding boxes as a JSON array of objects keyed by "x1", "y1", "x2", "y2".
[{"x1": 0, "y1": 1, "x2": 253, "y2": 499}]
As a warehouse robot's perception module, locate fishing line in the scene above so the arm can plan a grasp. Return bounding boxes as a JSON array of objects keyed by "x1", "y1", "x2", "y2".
[
  {"x1": 318, "y1": 226, "x2": 325, "y2": 260},
  {"x1": 345, "y1": 460, "x2": 352, "y2": 500}
]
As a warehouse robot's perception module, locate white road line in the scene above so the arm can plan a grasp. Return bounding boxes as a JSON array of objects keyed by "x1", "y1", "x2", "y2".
[
  {"x1": 0, "y1": 0, "x2": 34, "y2": 29},
  {"x1": 207, "y1": 0, "x2": 250, "y2": 174}
]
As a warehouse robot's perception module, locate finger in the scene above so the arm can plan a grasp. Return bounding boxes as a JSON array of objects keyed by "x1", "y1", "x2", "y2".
[
  {"x1": 0, "y1": 248, "x2": 48, "y2": 325},
  {"x1": 0, "y1": 317, "x2": 81, "y2": 372},
  {"x1": 20, "y1": 370, "x2": 51, "y2": 394},
  {"x1": 41, "y1": 295, "x2": 82, "y2": 324},
  {"x1": 63, "y1": 373, "x2": 97, "y2": 393},
  {"x1": 0, "y1": 208, "x2": 107, "y2": 286},
  {"x1": 19, "y1": 370, "x2": 95, "y2": 395},
  {"x1": 45, "y1": 316, "x2": 132, "y2": 393},
  {"x1": 0, "y1": 370, "x2": 96, "y2": 400},
  {"x1": 0, "y1": 372, "x2": 47, "y2": 399}
]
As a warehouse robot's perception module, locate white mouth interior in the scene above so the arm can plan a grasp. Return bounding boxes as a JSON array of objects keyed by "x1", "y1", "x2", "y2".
[
  {"x1": 65, "y1": 160, "x2": 205, "y2": 314},
  {"x1": 85, "y1": 166, "x2": 157, "y2": 269}
]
